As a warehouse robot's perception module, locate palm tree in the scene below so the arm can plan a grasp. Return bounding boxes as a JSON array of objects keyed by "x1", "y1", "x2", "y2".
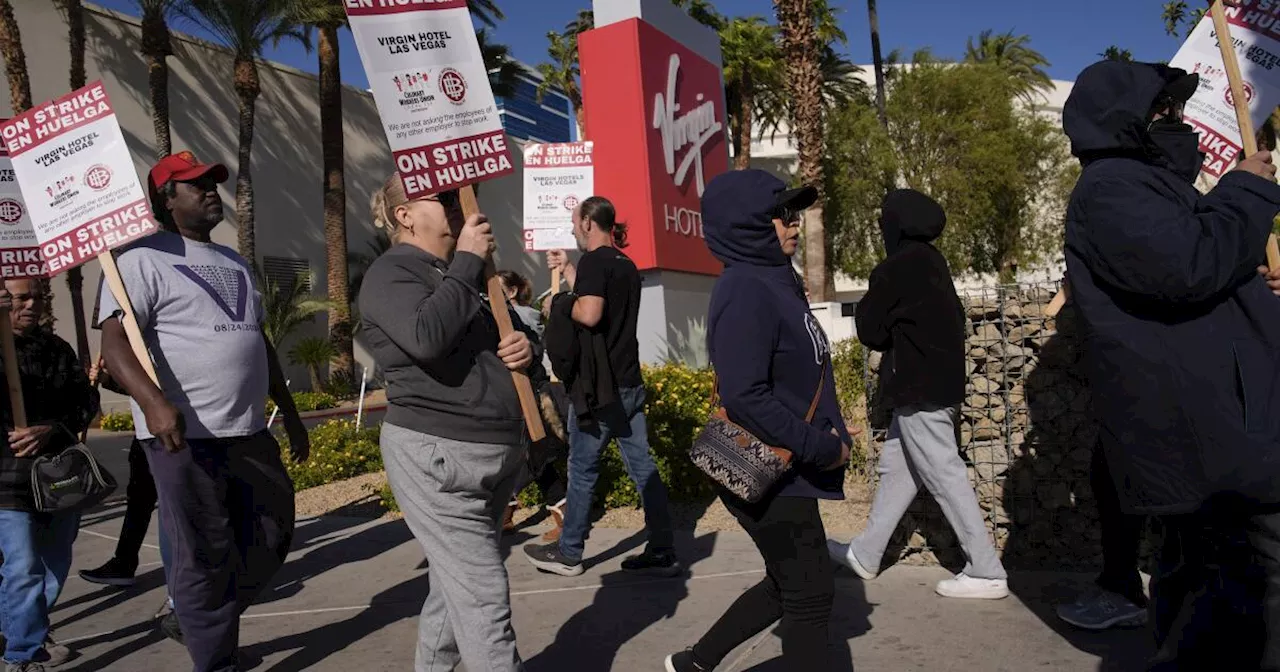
[
  {"x1": 289, "y1": 336, "x2": 335, "y2": 392},
  {"x1": 137, "y1": 0, "x2": 176, "y2": 155},
  {"x1": 536, "y1": 28, "x2": 586, "y2": 137},
  {"x1": 478, "y1": 28, "x2": 523, "y2": 99},
  {"x1": 0, "y1": 1, "x2": 55, "y2": 328},
  {"x1": 0, "y1": 0, "x2": 30, "y2": 114},
  {"x1": 257, "y1": 269, "x2": 331, "y2": 348},
  {"x1": 177, "y1": 0, "x2": 309, "y2": 265},
  {"x1": 467, "y1": 0, "x2": 503, "y2": 28},
  {"x1": 721, "y1": 17, "x2": 781, "y2": 170},
  {"x1": 56, "y1": 0, "x2": 91, "y2": 365},
  {"x1": 963, "y1": 29, "x2": 1052, "y2": 103},
  {"x1": 673, "y1": 0, "x2": 726, "y2": 30},
  {"x1": 1100, "y1": 46, "x2": 1133, "y2": 62},
  {"x1": 867, "y1": 0, "x2": 887, "y2": 127},
  {"x1": 774, "y1": 0, "x2": 829, "y2": 301},
  {"x1": 289, "y1": 0, "x2": 352, "y2": 378}
]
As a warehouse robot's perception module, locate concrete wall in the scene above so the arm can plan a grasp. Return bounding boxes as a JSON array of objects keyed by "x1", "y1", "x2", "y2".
[{"x1": 5, "y1": 1, "x2": 555, "y2": 411}]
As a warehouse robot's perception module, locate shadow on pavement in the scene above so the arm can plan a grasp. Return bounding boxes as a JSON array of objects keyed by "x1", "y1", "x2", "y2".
[
  {"x1": 524, "y1": 528, "x2": 720, "y2": 672},
  {"x1": 61, "y1": 618, "x2": 167, "y2": 672},
  {"x1": 1007, "y1": 573, "x2": 1151, "y2": 672},
  {"x1": 255, "y1": 517, "x2": 411, "y2": 606}
]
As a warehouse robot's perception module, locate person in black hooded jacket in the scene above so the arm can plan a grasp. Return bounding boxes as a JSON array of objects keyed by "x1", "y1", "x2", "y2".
[
  {"x1": 827, "y1": 189, "x2": 1009, "y2": 601},
  {"x1": 1061, "y1": 60, "x2": 1280, "y2": 669}
]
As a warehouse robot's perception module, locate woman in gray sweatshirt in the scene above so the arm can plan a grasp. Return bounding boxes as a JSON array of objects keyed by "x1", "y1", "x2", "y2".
[{"x1": 358, "y1": 175, "x2": 536, "y2": 672}]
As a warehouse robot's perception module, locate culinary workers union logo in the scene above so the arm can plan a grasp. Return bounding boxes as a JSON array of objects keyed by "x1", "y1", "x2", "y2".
[{"x1": 439, "y1": 68, "x2": 468, "y2": 104}]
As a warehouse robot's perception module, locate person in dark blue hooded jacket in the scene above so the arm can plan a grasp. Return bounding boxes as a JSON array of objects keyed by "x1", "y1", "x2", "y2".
[
  {"x1": 664, "y1": 170, "x2": 853, "y2": 672},
  {"x1": 1062, "y1": 59, "x2": 1280, "y2": 669}
]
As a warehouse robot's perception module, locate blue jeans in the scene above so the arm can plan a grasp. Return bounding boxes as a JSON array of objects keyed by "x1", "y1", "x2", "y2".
[
  {"x1": 0, "y1": 510, "x2": 79, "y2": 662},
  {"x1": 559, "y1": 386, "x2": 673, "y2": 562}
]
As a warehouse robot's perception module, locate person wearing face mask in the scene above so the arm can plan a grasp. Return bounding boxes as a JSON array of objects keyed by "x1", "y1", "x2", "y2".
[
  {"x1": 1061, "y1": 60, "x2": 1280, "y2": 669},
  {"x1": 359, "y1": 176, "x2": 537, "y2": 672},
  {"x1": 827, "y1": 189, "x2": 1009, "y2": 600}
]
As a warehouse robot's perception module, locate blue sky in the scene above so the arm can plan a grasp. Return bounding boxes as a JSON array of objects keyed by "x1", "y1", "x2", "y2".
[{"x1": 89, "y1": 0, "x2": 1186, "y2": 88}]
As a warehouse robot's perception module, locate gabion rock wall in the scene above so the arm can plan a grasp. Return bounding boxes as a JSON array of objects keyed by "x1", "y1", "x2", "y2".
[{"x1": 864, "y1": 283, "x2": 1109, "y2": 571}]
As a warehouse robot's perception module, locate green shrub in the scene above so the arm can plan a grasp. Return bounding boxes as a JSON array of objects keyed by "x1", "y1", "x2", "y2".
[
  {"x1": 266, "y1": 391, "x2": 339, "y2": 416},
  {"x1": 831, "y1": 338, "x2": 869, "y2": 473},
  {"x1": 100, "y1": 412, "x2": 134, "y2": 432},
  {"x1": 831, "y1": 338, "x2": 866, "y2": 420},
  {"x1": 323, "y1": 370, "x2": 360, "y2": 398},
  {"x1": 375, "y1": 481, "x2": 398, "y2": 512},
  {"x1": 281, "y1": 419, "x2": 382, "y2": 490}
]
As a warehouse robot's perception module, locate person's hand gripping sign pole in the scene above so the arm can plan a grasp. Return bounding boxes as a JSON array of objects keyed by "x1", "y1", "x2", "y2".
[{"x1": 1048, "y1": 0, "x2": 1280, "y2": 317}]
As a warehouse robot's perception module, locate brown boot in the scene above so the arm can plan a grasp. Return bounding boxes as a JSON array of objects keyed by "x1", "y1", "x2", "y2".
[
  {"x1": 541, "y1": 499, "x2": 565, "y2": 542},
  {"x1": 502, "y1": 503, "x2": 517, "y2": 533}
]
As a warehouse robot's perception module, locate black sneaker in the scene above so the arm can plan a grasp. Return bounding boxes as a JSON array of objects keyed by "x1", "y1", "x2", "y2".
[
  {"x1": 157, "y1": 611, "x2": 184, "y2": 645},
  {"x1": 622, "y1": 549, "x2": 681, "y2": 577},
  {"x1": 78, "y1": 558, "x2": 138, "y2": 587},
  {"x1": 523, "y1": 542, "x2": 584, "y2": 577},
  {"x1": 665, "y1": 649, "x2": 710, "y2": 672}
]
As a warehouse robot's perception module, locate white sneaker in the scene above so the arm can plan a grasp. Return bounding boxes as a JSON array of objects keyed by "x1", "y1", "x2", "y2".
[
  {"x1": 826, "y1": 539, "x2": 878, "y2": 580},
  {"x1": 935, "y1": 573, "x2": 1008, "y2": 600}
]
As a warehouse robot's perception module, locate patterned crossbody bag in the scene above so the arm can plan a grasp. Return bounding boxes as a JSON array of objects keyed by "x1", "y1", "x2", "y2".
[{"x1": 689, "y1": 362, "x2": 828, "y2": 503}]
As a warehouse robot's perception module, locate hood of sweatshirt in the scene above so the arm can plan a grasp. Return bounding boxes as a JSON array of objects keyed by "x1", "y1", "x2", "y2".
[
  {"x1": 880, "y1": 188, "x2": 946, "y2": 256},
  {"x1": 703, "y1": 169, "x2": 813, "y2": 268}
]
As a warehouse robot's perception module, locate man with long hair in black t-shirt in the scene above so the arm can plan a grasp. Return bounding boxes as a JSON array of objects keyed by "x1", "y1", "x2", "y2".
[{"x1": 524, "y1": 197, "x2": 678, "y2": 578}]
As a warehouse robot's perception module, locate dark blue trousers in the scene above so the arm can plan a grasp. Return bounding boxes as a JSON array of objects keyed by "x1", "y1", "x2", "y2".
[{"x1": 143, "y1": 431, "x2": 294, "y2": 672}]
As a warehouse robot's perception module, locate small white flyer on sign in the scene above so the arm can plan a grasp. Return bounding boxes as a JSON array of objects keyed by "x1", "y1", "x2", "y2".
[
  {"x1": 523, "y1": 141, "x2": 592, "y2": 251},
  {"x1": 0, "y1": 133, "x2": 40, "y2": 279},
  {"x1": 345, "y1": 0, "x2": 514, "y2": 197},
  {"x1": 0, "y1": 82, "x2": 159, "y2": 275}
]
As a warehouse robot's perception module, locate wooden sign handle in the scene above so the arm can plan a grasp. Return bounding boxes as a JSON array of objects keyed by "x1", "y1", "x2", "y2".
[
  {"x1": 0, "y1": 317, "x2": 25, "y2": 429},
  {"x1": 99, "y1": 251, "x2": 159, "y2": 387},
  {"x1": 1211, "y1": 0, "x2": 1280, "y2": 269},
  {"x1": 459, "y1": 185, "x2": 546, "y2": 442}
]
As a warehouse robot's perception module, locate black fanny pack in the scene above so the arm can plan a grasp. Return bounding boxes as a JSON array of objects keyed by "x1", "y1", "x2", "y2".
[{"x1": 31, "y1": 428, "x2": 117, "y2": 513}]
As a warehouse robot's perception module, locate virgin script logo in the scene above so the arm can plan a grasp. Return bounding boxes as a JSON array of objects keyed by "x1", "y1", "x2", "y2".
[{"x1": 652, "y1": 54, "x2": 723, "y2": 197}]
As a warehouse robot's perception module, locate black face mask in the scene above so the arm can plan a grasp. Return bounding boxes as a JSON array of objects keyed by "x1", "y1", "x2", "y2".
[{"x1": 1148, "y1": 117, "x2": 1205, "y2": 183}]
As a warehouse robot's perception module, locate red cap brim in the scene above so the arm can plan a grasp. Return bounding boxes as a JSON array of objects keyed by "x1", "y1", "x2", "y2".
[{"x1": 169, "y1": 163, "x2": 229, "y2": 184}]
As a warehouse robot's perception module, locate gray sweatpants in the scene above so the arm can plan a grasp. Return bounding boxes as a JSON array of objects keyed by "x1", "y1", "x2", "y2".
[
  {"x1": 850, "y1": 405, "x2": 1007, "y2": 580},
  {"x1": 380, "y1": 423, "x2": 526, "y2": 672}
]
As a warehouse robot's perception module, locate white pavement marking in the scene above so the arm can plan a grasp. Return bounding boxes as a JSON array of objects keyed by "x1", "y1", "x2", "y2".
[
  {"x1": 68, "y1": 560, "x2": 163, "y2": 582},
  {"x1": 237, "y1": 569, "x2": 766, "y2": 621},
  {"x1": 79, "y1": 528, "x2": 161, "y2": 551}
]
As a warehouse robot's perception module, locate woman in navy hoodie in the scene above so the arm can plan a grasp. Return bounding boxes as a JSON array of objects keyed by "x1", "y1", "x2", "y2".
[{"x1": 665, "y1": 170, "x2": 853, "y2": 672}]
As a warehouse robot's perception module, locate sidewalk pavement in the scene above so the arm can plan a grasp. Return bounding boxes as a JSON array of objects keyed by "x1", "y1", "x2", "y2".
[{"x1": 53, "y1": 507, "x2": 1151, "y2": 671}]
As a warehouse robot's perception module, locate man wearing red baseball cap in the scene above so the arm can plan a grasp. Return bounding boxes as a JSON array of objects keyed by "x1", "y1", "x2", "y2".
[{"x1": 95, "y1": 151, "x2": 308, "y2": 672}]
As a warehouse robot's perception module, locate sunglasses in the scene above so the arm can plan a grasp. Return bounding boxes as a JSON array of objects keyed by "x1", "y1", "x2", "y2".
[
  {"x1": 774, "y1": 207, "x2": 802, "y2": 224},
  {"x1": 420, "y1": 190, "x2": 460, "y2": 209}
]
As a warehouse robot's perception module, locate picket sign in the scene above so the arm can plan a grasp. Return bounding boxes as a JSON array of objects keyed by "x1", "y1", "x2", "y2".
[
  {"x1": 1048, "y1": 0, "x2": 1280, "y2": 317},
  {"x1": 346, "y1": 0, "x2": 545, "y2": 442},
  {"x1": 522, "y1": 141, "x2": 593, "y2": 252},
  {"x1": 0, "y1": 82, "x2": 163, "y2": 422}
]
